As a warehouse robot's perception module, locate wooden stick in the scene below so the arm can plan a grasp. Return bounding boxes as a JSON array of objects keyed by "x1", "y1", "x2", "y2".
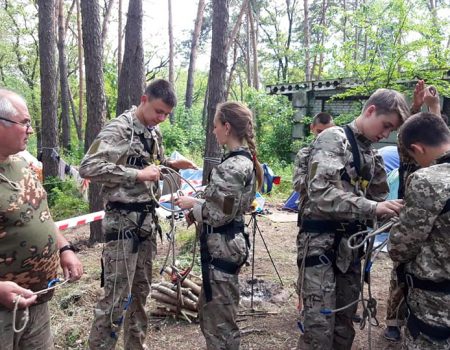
[{"x1": 163, "y1": 267, "x2": 202, "y2": 295}]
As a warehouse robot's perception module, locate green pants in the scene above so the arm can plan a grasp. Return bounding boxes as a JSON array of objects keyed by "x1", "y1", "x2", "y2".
[{"x1": 0, "y1": 302, "x2": 54, "y2": 350}]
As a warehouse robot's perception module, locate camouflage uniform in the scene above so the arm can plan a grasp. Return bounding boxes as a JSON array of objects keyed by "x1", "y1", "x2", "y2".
[
  {"x1": 297, "y1": 122, "x2": 389, "y2": 350},
  {"x1": 293, "y1": 145, "x2": 311, "y2": 295},
  {"x1": 0, "y1": 155, "x2": 59, "y2": 349},
  {"x1": 389, "y1": 150, "x2": 450, "y2": 350},
  {"x1": 80, "y1": 107, "x2": 168, "y2": 350},
  {"x1": 384, "y1": 121, "x2": 420, "y2": 329},
  {"x1": 191, "y1": 147, "x2": 255, "y2": 350}
]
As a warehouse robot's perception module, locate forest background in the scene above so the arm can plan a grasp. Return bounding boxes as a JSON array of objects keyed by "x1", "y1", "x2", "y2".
[{"x1": 0, "y1": 0, "x2": 449, "y2": 242}]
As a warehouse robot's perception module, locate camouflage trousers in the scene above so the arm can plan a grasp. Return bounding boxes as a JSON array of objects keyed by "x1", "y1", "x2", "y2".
[
  {"x1": 199, "y1": 275, "x2": 241, "y2": 350},
  {"x1": 88, "y1": 236, "x2": 156, "y2": 350},
  {"x1": 385, "y1": 262, "x2": 407, "y2": 327},
  {"x1": 0, "y1": 302, "x2": 54, "y2": 350},
  {"x1": 296, "y1": 257, "x2": 361, "y2": 350},
  {"x1": 403, "y1": 327, "x2": 450, "y2": 350}
]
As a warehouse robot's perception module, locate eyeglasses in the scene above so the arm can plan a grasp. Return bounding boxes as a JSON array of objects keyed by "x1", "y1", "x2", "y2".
[{"x1": 0, "y1": 117, "x2": 32, "y2": 132}]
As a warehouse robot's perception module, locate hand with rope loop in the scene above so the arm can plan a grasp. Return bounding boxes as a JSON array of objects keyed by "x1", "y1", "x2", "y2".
[{"x1": 0, "y1": 281, "x2": 37, "y2": 310}]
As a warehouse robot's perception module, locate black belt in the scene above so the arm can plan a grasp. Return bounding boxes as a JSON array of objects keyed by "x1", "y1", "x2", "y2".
[
  {"x1": 106, "y1": 200, "x2": 158, "y2": 213},
  {"x1": 301, "y1": 219, "x2": 366, "y2": 235},
  {"x1": 407, "y1": 308, "x2": 450, "y2": 341}
]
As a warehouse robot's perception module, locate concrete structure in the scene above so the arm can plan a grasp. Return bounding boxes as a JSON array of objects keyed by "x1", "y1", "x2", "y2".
[{"x1": 267, "y1": 73, "x2": 450, "y2": 149}]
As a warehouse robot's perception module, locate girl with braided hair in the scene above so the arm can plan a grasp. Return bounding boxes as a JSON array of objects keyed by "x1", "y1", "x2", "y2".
[{"x1": 175, "y1": 101, "x2": 262, "y2": 349}]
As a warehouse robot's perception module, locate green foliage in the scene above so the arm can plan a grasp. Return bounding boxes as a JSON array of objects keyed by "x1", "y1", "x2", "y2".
[
  {"x1": 159, "y1": 105, "x2": 206, "y2": 157},
  {"x1": 46, "y1": 178, "x2": 89, "y2": 221},
  {"x1": 245, "y1": 89, "x2": 295, "y2": 165}
]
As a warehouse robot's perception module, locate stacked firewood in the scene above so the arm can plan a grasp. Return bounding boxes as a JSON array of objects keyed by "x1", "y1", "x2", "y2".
[{"x1": 150, "y1": 266, "x2": 202, "y2": 322}]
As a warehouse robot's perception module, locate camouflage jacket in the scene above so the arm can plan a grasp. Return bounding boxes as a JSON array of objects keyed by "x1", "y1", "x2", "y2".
[
  {"x1": 193, "y1": 147, "x2": 256, "y2": 281},
  {"x1": 79, "y1": 107, "x2": 169, "y2": 203},
  {"x1": 301, "y1": 121, "x2": 389, "y2": 222},
  {"x1": 389, "y1": 150, "x2": 450, "y2": 280},
  {"x1": 192, "y1": 146, "x2": 256, "y2": 227},
  {"x1": 389, "y1": 150, "x2": 450, "y2": 331},
  {"x1": 0, "y1": 156, "x2": 59, "y2": 306}
]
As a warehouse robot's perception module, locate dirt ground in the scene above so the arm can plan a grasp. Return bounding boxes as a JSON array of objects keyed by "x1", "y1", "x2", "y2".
[{"x1": 51, "y1": 203, "x2": 403, "y2": 350}]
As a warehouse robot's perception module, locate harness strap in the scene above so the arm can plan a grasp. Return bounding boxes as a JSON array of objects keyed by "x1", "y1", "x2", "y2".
[
  {"x1": 200, "y1": 221, "x2": 248, "y2": 302},
  {"x1": 106, "y1": 200, "x2": 158, "y2": 213},
  {"x1": 343, "y1": 125, "x2": 362, "y2": 177},
  {"x1": 407, "y1": 308, "x2": 450, "y2": 341},
  {"x1": 126, "y1": 155, "x2": 150, "y2": 169},
  {"x1": 405, "y1": 273, "x2": 450, "y2": 293},
  {"x1": 300, "y1": 219, "x2": 366, "y2": 268}
]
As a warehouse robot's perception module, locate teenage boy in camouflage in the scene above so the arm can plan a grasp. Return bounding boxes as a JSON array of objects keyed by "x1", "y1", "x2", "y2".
[
  {"x1": 297, "y1": 89, "x2": 409, "y2": 350},
  {"x1": 80, "y1": 79, "x2": 196, "y2": 350},
  {"x1": 389, "y1": 112, "x2": 450, "y2": 349}
]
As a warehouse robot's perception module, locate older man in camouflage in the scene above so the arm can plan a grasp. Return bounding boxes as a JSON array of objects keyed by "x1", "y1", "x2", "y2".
[
  {"x1": 389, "y1": 112, "x2": 450, "y2": 350},
  {"x1": 297, "y1": 89, "x2": 408, "y2": 350},
  {"x1": 80, "y1": 79, "x2": 196, "y2": 350}
]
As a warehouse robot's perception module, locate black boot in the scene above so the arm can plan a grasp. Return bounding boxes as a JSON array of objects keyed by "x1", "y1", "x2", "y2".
[{"x1": 384, "y1": 326, "x2": 401, "y2": 342}]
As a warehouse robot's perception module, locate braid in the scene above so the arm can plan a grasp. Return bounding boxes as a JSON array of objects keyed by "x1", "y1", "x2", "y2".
[{"x1": 245, "y1": 119, "x2": 263, "y2": 190}]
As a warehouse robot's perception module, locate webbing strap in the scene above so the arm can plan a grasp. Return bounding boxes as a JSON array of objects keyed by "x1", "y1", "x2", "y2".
[{"x1": 343, "y1": 125, "x2": 362, "y2": 178}]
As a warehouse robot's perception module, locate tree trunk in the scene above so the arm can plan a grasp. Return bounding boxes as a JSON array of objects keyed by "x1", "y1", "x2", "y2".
[
  {"x1": 76, "y1": 0, "x2": 84, "y2": 143},
  {"x1": 248, "y1": 3, "x2": 259, "y2": 89},
  {"x1": 116, "y1": 0, "x2": 144, "y2": 115},
  {"x1": 303, "y1": 0, "x2": 310, "y2": 81},
  {"x1": 38, "y1": 0, "x2": 59, "y2": 179},
  {"x1": 58, "y1": 0, "x2": 71, "y2": 151},
  {"x1": 118, "y1": 0, "x2": 123, "y2": 76},
  {"x1": 101, "y1": 0, "x2": 115, "y2": 43},
  {"x1": 224, "y1": 0, "x2": 249, "y2": 55},
  {"x1": 168, "y1": 0, "x2": 175, "y2": 124},
  {"x1": 185, "y1": 0, "x2": 206, "y2": 109},
  {"x1": 80, "y1": 0, "x2": 107, "y2": 244},
  {"x1": 202, "y1": 0, "x2": 229, "y2": 184}
]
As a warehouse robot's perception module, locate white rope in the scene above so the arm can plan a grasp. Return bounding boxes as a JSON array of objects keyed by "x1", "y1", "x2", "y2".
[{"x1": 13, "y1": 279, "x2": 68, "y2": 333}]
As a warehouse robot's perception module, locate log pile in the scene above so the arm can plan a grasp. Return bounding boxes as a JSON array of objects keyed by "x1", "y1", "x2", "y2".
[{"x1": 150, "y1": 266, "x2": 202, "y2": 322}]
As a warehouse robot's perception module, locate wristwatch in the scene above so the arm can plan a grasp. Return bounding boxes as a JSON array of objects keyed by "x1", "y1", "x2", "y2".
[{"x1": 59, "y1": 244, "x2": 76, "y2": 255}]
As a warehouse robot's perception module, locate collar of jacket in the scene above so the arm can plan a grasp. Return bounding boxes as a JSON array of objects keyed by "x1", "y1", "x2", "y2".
[{"x1": 348, "y1": 120, "x2": 373, "y2": 149}]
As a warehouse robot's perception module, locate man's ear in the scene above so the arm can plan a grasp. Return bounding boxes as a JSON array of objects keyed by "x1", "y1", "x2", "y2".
[
  {"x1": 140, "y1": 95, "x2": 147, "y2": 103},
  {"x1": 364, "y1": 105, "x2": 376, "y2": 118},
  {"x1": 409, "y1": 143, "x2": 425, "y2": 155}
]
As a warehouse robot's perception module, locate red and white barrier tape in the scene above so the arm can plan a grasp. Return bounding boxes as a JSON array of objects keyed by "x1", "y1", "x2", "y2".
[
  {"x1": 55, "y1": 186, "x2": 204, "y2": 231},
  {"x1": 55, "y1": 211, "x2": 105, "y2": 231}
]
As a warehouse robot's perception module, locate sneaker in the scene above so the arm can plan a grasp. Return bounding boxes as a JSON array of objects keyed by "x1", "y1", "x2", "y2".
[{"x1": 384, "y1": 326, "x2": 401, "y2": 342}]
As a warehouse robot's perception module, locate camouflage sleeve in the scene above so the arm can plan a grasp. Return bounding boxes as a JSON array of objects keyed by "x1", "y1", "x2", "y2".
[
  {"x1": 307, "y1": 128, "x2": 377, "y2": 219},
  {"x1": 292, "y1": 146, "x2": 310, "y2": 193},
  {"x1": 388, "y1": 172, "x2": 440, "y2": 263},
  {"x1": 79, "y1": 118, "x2": 138, "y2": 186},
  {"x1": 192, "y1": 156, "x2": 251, "y2": 227},
  {"x1": 366, "y1": 151, "x2": 389, "y2": 201}
]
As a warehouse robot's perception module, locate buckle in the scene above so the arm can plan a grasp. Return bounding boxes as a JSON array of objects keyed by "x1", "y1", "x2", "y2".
[
  {"x1": 144, "y1": 203, "x2": 153, "y2": 213},
  {"x1": 127, "y1": 156, "x2": 137, "y2": 166},
  {"x1": 337, "y1": 222, "x2": 349, "y2": 232},
  {"x1": 405, "y1": 273, "x2": 414, "y2": 289},
  {"x1": 318, "y1": 254, "x2": 331, "y2": 265}
]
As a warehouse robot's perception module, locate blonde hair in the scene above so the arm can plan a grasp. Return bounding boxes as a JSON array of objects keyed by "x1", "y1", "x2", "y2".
[{"x1": 215, "y1": 101, "x2": 263, "y2": 189}]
